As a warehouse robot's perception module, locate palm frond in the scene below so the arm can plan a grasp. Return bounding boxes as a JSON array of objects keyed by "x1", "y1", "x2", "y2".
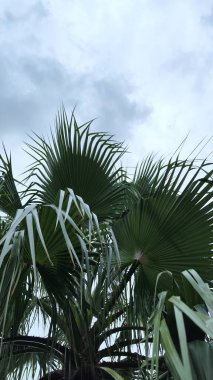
[
  {"x1": 114, "y1": 155, "x2": 213, "y2": 293},
  {"x1": 24, "y1": 109, "x2": 127, "y2": 220}
]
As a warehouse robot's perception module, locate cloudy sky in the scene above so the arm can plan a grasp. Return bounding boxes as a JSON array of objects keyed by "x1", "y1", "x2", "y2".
[{"x1": 0, "y1": 0, "x2": 213, "y2": 175}]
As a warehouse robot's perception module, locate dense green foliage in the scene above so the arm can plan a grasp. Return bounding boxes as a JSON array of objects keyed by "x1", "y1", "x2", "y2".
[{"x1": 0, "y1": 110, "x2": 212, "y2": 379}]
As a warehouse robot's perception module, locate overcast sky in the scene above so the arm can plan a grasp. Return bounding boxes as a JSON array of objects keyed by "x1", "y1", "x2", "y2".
[{"x1": 0, "y1": 0, "x2": 213, "y2": 176}]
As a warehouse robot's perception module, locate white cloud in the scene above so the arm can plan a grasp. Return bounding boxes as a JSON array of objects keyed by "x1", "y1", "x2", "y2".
[{"x1": 0, "y1": 0, "x2": 213, "y2": 175}]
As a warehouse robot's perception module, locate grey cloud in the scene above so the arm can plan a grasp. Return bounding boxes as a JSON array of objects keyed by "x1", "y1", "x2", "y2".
[
  {"x1": 30, "y1": 1, "x2": 49, "y2": 18},
  {"x1": 2, "y1": 1, "x2": 48, "y2": 24},
  {"x1": 0, "y1": 52, "x2": 151, "y2": 144},
  {"x1": 201, "y1": 7, "x2": 213, "y2": 26},
  {"x1": 89, "y1": 79, "x2": 151, "y2": 139},
  {"x1": 0, "y1": 54, "x2": 71, "y2": 176},
  {"x1": 166, "y1": 51, "x2": 199, "y2": 75},
  {"x1": 0, "y1": 54, "x2": 76, "y2": 135},
  {"x1": 164, "y1": 50, "x2": 213, "y2": 94}
]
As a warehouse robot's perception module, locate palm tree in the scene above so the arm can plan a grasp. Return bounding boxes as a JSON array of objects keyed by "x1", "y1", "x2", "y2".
[{"x1": 0, "y1": 109, "x2": 212, "y2": 379}]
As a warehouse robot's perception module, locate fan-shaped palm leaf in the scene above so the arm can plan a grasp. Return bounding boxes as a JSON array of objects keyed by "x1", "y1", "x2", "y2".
[
  {"x1": 25, "y1": 109, "x2": 127, "y2": 220},
  {"x1": 113, "y1": 155, "x2": 213, "y2": 293}
]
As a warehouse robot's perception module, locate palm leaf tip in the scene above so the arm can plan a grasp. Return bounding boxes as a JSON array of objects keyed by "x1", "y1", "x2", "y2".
[{"x1": 0, "y1": 148, "x2": 22, "y2": 216}]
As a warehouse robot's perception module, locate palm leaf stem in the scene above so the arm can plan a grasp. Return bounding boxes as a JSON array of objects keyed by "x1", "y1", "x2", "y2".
[
  {"x1": 104, "y1": 262, "x2": 139, "y2": 316},
  {"x1": 98, "y1": 338, "x2": 146, "y2": 358},
  {"x1": 1, "y1": 336, "x2": 68, "y2": 360}
]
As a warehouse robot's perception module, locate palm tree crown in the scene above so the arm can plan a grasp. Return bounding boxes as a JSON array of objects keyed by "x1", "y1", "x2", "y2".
[{"x1": 0, "y1": 109, "x2": 212, "y2": 379}]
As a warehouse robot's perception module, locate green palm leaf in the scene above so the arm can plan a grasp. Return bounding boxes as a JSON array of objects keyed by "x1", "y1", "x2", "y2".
[
  {"x1": 114, "y1": 155, "x2": 213, "y2": 291},
  {"x1": 25, "y1": 109, "x2": 126, "y2": 220}
]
